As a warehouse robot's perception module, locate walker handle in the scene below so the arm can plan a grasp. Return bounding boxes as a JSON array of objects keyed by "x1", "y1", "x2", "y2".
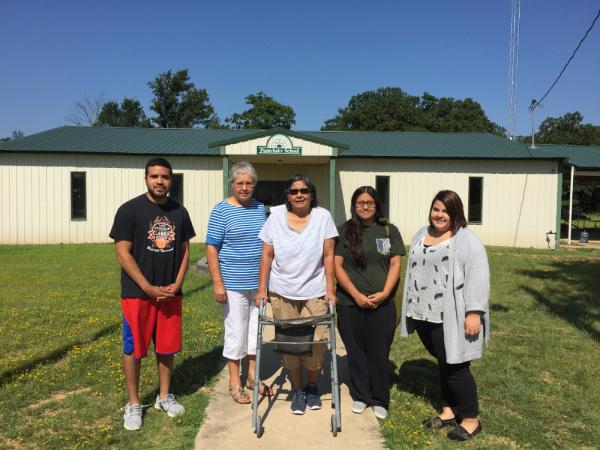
[{"x1": 327, "y1": 298, "x2": 335, "y2": 315}]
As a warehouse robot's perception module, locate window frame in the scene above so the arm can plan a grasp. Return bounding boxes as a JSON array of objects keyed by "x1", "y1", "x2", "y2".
[
  {"x1": 169, "y1": 173, "x2": 184, "y2": 205},
  {"x1": 468, "y1": 176, "x2": 484, "y2": 224},
  {"x1": 70, "y1": 171, "x2": 87, "y2": 221},
  {"x1": 375, "y1": 175, "x2": 390, "y2": 219}
]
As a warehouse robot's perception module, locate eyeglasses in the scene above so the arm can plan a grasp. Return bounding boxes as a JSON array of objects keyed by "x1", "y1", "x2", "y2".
[
  {"x1": 355, "y1": 201, "x2": 376, "y2": 208},
  {"x1": 287, "y1": 188, "x2": 310, "y2": 196}
]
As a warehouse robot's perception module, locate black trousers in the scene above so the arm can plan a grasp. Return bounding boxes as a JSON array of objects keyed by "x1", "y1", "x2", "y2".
[
  {"x1": 410, "y1": 318, "x2": 479, "y2": 418},
  {"x1": 337, "y1": 299, "x2": 396, "y2": 408}
]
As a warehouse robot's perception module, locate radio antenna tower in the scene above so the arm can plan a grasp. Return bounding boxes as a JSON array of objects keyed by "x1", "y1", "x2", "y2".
[{"x1": 507, "y1": 0, "x2": 521, "y2": 140}]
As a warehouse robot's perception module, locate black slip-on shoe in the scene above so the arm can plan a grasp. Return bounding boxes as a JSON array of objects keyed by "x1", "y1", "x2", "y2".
[
  {"x1": 423, "y1": 416, "x2": 457, "y2": 430},
  {"x1": 447, "y1": 422, "x2": 482, "y2": 441}
]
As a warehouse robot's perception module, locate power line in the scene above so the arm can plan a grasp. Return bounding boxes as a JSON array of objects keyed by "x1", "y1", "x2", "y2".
[{"x1": 530, "y1": 8, "x2": 600, "y2": 112}]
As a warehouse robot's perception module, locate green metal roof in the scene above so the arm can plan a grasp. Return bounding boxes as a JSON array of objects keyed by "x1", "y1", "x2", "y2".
[
  {"x1": 533, "y1": 144, "x2": 600, "y2": 169},
  {"x1": 0, "y1": 126, "x2": 256, "y2": 156},
  {"x1": 303, "y1": 131, "x2": 549, "y2": 159},
  {"x1": 0, "y1": 126, "x2": 578, "y2": 163}
]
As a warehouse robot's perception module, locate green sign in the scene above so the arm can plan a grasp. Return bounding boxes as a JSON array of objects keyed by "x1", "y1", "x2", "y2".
[{"x1": 257, "y1": 134, "x2": 302, "y2": 156}]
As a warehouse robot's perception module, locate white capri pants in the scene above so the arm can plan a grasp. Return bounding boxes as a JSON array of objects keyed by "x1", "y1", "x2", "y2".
[{"x1": 221, "y1": 289, "x2": 259, "y2": 360}]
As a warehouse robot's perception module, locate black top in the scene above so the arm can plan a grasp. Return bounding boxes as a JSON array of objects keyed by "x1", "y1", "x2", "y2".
[
  {"x1": 335, "y1": 222, "x2": 405, "y2": 307},
  {"x1": 110, "y1": 194, "x2": 196, "y2": 298}
]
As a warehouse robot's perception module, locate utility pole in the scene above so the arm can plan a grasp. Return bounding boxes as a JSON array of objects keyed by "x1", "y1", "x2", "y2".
[{"x1": 529, "y1": 99, "x2": 538, "y2": 149}]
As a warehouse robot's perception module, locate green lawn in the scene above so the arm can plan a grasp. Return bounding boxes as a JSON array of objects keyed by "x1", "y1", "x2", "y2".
[
  {"x1": 0, "y1": 244, "x2": 222, "y2": 449},
  {"x1": 0, "y1": 244, "x2": 599, "y2": 449},
  {"x1": 384, "y1": 246, "x2": 600, "y2": 449}
]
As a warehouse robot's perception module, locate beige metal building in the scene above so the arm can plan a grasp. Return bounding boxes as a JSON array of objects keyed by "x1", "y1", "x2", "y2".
[{"x1": 0, "y1": 126, "x2": 573, "y2": 248}]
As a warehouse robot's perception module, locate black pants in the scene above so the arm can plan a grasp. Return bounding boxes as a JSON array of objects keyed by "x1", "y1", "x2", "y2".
[
  {"x1": 337, "y1": 299, "x2": 396, "y2": 408},
  {"x1": 410, "y1": 318, "x2": 479, "y2": 418}
]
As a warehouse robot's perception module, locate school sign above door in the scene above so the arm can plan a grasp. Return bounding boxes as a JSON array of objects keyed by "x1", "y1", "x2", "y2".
[
  {"x1": 257, "y1": 134, "x2": 302, "y2": 155},
  {"x1": 209, "y1": 129, "x2": 347, "y2": 158}
]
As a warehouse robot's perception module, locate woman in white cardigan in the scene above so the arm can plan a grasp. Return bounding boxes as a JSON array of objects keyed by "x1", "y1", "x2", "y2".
[{"x1": 400, "y1": 190, "x2": 490, "y2": 441}]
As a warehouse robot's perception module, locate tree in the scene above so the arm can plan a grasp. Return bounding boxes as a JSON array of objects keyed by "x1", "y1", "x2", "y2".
[
  {"x1": 1, "y1": 130, "x2": 24, "y2": 142},
  {"x1": 321, "y1": 87, "x2": 504, "y2": 134},
  {"x1": 226, "y1": 92, "x2": 296, "y2": 129},
  {"x1": 66, "y1": 95, "x2": 106, "y2": 126},
  {"x1": 322, "y1": 88, "x2": 423, "y2": 131},
  {"x1": 420, "y1": 92, "x2": 505, "y2": 134},
  {"x1": 148, "y1": 69, "x2": 216, "y2": 128},
  {"x1": 96, "y1": 98, "x2": 151, "y2": 127},
  {"x1": 535, "y1": 111, "x2": 600, "y2": 145}
]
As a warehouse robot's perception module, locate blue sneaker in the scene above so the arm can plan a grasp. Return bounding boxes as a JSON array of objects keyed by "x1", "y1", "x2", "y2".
[
  {"x1": 290, "y1": 388, "x2": 306, "y2": 415},
  {"x1": 305, "y1": 383, "x2": 322, "y2": 410}
]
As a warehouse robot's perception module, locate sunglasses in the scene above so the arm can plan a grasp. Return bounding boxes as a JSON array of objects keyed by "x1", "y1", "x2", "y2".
[{"x1": 287, "y1": 188, "x2": 310, "y2": 195}]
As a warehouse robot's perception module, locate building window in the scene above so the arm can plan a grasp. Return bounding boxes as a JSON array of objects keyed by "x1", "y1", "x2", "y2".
[
  {"x1": 71, "y1": 172, "x2": 87, "y2": 220},
  {"x1": 468, "y1": 177, "x2": 483, "y2": 223},
  {"x1": 376, "y1": 176, "x2": 390, "y2": 218},
  {"x1": 170, "y1": 173, "x2": 183, "y2": 205}
]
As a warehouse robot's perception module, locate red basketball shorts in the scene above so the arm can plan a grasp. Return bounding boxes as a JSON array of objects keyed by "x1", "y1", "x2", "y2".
[{"x1": 121, "y1": 296, "x2": 182, "y2": 359}]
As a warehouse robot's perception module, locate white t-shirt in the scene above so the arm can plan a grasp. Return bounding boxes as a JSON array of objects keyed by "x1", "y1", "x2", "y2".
[{"x1": 259, "y1": 205, "x2": 338, "y2": 300}]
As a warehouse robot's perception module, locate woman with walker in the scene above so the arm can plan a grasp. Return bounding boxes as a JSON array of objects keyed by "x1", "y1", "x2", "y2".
[{"x1": 255, "y1": 174, "x2": 338, "y2": 415}]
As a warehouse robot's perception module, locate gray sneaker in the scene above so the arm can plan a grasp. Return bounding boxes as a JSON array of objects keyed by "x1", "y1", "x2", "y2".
[
  {"x1": 352, "y1": 400, "x2": 367, "y2": 414},
  {"x1": 154, "y1": 394, "x2": 185, "y2": 417},
  {"x1": 123, "y1": 403, "x2": 143, "y2": 431},
  {"x1": 373, "y1": 405, "x2": 388, "y2": 420},
  {"x1": 290, "y1": 388, "x2": 306, "y2": 415},
  {"x1": 305, "y1": 383, "x2": 322, "y2": 410}
]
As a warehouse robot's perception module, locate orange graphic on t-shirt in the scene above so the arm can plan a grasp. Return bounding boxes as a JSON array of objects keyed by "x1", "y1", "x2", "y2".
[{"x1": 147, "y1": 216, "x2": 176, "y2": 250}]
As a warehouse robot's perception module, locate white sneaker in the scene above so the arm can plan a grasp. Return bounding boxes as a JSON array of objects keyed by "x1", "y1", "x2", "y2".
[
  {"x1": 352, "y1": 400, "x2": 367, "y2": 414},
  {"x1": 373, "y1": 405, "x2": 388, "y2": 420},
  {"x1": 154, "y1": 394, "x2": 185, "y2": 417},
  {"x1": 123, "y1": 403, "x2": 143, "y2": 430}
]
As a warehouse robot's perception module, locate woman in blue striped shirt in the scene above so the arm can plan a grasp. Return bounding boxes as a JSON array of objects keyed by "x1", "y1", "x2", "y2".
[{"x1": 206, "y1": 161, "x2": 272, "y2": 404}]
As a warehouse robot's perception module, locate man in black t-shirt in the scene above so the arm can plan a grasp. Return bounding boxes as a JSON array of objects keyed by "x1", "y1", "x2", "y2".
[{"x1": 110, "y1": 157, "x2": 196, "y2": 431}]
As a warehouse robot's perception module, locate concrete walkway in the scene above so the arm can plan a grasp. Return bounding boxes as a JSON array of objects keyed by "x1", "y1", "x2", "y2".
[{"x1": 195, "y1": 305, "x2": 385, "y2": 449}]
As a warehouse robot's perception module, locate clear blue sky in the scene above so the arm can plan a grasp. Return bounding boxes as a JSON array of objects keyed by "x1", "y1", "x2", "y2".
[{"x1": 1, "y1": 0, "x2": 598, "y2": 138}]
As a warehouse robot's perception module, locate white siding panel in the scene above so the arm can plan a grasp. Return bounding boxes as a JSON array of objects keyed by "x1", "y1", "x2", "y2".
[
  {"x1": 0, "y1": 153, "x2": 558, "y2": 247},
  {"x1": 337, "y1": 158, "x2": 558, "y2": 248},
  {"x1": 0, "y1": 154, "x2": 222, "y2": 244}
]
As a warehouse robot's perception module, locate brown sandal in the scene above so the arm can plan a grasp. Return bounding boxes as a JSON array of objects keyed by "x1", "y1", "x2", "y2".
[
  {"x1": 229, "y1": 385, "x2": 251, "y2": 404},
  {"x1": 246, "y1": 380, "x2": 274, "y2": 397}
]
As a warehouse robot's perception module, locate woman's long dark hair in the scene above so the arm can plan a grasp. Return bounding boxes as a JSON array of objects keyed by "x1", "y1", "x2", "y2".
[
  {"x1": 428, "y1": 190, "x2": 467, "y2": 233},
  {"x1": 284, "y1": 174, "x2": 318, "y2": 212},
  {"x1": 344, "y1": 186, "x2": 387, "y2": 269}
]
